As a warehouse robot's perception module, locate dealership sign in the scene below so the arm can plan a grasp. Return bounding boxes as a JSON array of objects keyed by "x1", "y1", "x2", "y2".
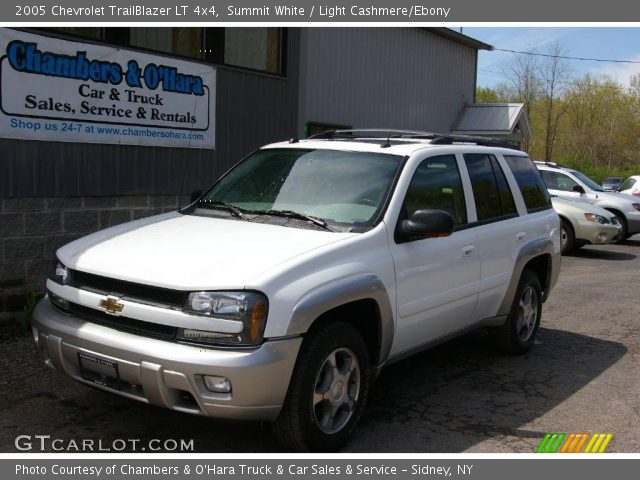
[{"x1": 0, "y1": 29, "x2": 215, "y2": 148}]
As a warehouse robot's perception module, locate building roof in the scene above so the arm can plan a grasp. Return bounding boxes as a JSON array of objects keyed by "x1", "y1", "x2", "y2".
[
  {"x1": 426, "y1": 28, "x2": 493, "y2": 51},
  {"x1": 452, "y1": 103, "x2": 532, "y2": 138}
]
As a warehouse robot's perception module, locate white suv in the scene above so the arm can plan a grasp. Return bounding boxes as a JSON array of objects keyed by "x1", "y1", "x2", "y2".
[{"x1": 33, "y1": 131, "x2": 561, "y2": 452}]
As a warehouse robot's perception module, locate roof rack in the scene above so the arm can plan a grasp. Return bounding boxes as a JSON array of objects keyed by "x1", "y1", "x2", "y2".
[
  {"x1": 308, "y1": 129, "x2": 520, "y2": 150},
  {"x1": 430, "y1": 134, "x2": 520, "y2": 150},
  {"x1": 308, "y1": 129, "x2": 440, "y2": 140},
  {"x1": 533, "y1": 161, "x2": 564, "y2": 168}
]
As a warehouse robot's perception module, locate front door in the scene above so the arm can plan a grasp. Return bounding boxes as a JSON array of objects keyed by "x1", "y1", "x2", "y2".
[{"x1": 389, "y1": 154, "x2": 480, "y2": 356}]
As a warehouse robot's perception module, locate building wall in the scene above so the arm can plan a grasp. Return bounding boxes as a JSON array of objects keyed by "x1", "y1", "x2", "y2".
[
  {"x1": 298, "y1": 28, "x2": 478, "y2": 135},
  {"x1": 0, "y1": 28, "x2": 301, "y2": 322}
]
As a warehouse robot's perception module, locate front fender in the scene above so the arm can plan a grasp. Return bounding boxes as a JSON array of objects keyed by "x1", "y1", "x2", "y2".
[{"x1": 285, "y1": 274, "x2": 394, "y2": 366}]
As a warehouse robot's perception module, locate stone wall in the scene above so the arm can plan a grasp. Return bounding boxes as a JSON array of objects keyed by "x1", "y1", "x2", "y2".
[{"x1": 0, "y1": 195, "x2": 188, "y2": 323}]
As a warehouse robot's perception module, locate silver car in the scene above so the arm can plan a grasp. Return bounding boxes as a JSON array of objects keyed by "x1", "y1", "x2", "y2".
[
  {"x1": 536, "y1": 162, "x2": 640, "y2": 241},
  {"x1": 552, "y1": 196, "x2": 621, "y2": 254}
]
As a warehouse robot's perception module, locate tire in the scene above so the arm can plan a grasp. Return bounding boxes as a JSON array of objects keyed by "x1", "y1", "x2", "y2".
[
  {"x1": 490, "y1": 270, "x2": 542, "y2": 355},
  {"x1": 272, "y1": 322, "x2": 371, "y2": 452},
  {"x1": 611, "y1": 212, "x2": 628, "y2": 242},
  {"x1": 560, "y1": 218, "x2": 575, "y2": 255}
]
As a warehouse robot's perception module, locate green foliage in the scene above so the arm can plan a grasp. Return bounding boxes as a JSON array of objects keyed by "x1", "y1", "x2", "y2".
[
  {"x1": 16, "y1": 289, "x2": 42, "y2": 332},
  {"x1": 477, "y1": 73, "x2": 640, "y2": 182},
  {"x1": 476, "y1": 86, "x2": 500, "y2": 103}
]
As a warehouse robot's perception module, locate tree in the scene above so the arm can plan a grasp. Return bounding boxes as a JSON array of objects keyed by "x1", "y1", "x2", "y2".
[
  {"x1": 502, "y1": 48, "x2": 542, "y2": 151},
  {"x1": 539, "y1": 42, "x2": 572, "y2": 161}
]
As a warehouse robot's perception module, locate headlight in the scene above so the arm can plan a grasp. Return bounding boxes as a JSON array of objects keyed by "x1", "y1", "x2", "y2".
[
  {"x1": 584, "y1": 213, "x2": 607, "y2": 224},
  {"x1": 180, "y1": 291, "x2": 268, "y2": 346},
  {"x1": 50, "y1": 259, "x2": 69, "y2": 285},
  {"x1": 632, "y1": 203, "x2": 640, "y2": 211}
]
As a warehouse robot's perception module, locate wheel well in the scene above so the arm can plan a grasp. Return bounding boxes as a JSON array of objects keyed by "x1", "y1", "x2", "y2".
[
  {"x1": 523, "y1": 254, "x2": 551, "y2": 296},
  {"x1": 558, "y1": 215, "x2": 574, "y2": 235},
  {"x1": 308, "y1": 299, "x2": 382, "y2": 366},
  {"x1": 603, "y1": 208, "x2": 626, "y2": 226}
]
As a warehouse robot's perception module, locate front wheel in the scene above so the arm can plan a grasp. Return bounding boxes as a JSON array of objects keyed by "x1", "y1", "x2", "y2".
[
  {"x1": 490, "y1": 270, "x2": 542, "y2": 355},
  {"x1": 612, "y1": 212, "x2": 628, "y2": 242},
  {"x1": 560, "y1": 218, "x2": 575, "y2": 254},
  {"x1": 272, "y1": 322, "x2": 371, "y2": 452}
]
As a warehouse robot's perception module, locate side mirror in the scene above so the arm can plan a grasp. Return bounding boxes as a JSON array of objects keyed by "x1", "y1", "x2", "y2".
[
  {"x1": 190, "y1": 189, "x2": 203, "y2": 204},
  {"x1": 396, "y1": 209, "x2": 455, "y2": 243},
  {"x1": 572, "y1": 185, "x2": 586, "y2": 194}
]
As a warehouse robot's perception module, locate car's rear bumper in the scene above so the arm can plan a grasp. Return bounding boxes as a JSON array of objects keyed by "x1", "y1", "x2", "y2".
[{"x1": 32, "y1": 298, "x2": 301, "y2": 421}]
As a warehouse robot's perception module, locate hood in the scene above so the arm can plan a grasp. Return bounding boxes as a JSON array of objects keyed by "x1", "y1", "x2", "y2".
[
  {"x1": 57, "y1": 212, "x2": 357, "y2": 290},
  {"x1": 592, "y1": 190, "x2": 639, "y2": 205},
  {"x1": 552, "y1": 196, "x2": 613, "y2": 218}
]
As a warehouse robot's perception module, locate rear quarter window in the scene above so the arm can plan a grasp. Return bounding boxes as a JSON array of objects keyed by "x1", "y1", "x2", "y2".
[{"x1": 504, "y1": 156, "x2": 552, "y2": 213}]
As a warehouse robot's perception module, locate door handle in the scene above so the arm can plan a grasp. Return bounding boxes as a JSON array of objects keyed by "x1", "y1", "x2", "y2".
[
  {"x1": 516, "y1": 232, "x2": 526, "y2": 241},
  {"x1": 461, "y1": 245, "x2": 475, "y2": 256}
]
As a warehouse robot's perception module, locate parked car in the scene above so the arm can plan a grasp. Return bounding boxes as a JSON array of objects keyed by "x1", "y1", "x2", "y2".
[
  {"x1": 33, "y1": 131, "x2": 561, "y2": 452},
  {"x1": 536, "y1": 162, "x2": 640, "y2": 240},
  {"x1": 618, "y1": 175, "x2": 640, "y2": 197},
  {"x1": 602, "y1": 176, "x2": 624, "y2": 191},
  {"x1": 552, "y1": 196, "x2": 621, "y2": 254}
]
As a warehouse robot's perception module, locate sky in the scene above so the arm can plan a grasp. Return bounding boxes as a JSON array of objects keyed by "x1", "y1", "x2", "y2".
[{"x1": 462, "y1": 27, "x2": 640, "y2": 88}]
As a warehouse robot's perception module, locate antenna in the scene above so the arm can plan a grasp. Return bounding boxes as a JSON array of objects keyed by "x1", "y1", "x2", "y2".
[{"x1": 381, "y1": 131, "x2": 392, "y2": 148}]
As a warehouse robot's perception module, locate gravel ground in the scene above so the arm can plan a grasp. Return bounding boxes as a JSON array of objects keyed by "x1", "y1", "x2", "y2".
[{"x1": 1, "y1": 238, "x2": 639, "y2": 453}]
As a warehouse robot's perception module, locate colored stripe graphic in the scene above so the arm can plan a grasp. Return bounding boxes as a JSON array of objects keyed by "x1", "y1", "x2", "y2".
[{"x1": 536, "y1": 433, "x2": 613, "y2": 453}]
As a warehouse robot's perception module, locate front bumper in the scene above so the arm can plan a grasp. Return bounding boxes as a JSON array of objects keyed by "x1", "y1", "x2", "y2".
[
  {"x1": 32, "y1": 298, "x2": 302, "y2": 421},
  {"x1": 574, "y1": 220, "x2": 621, "y2": 245}
]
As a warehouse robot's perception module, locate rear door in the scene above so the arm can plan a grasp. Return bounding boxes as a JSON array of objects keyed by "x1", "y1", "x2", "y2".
[{"x1": 462, "y1": 153, "x2": 524, "y2": 321}]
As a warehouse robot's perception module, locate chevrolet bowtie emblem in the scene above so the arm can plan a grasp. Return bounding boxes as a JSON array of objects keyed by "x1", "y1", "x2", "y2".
[{"x1": 99, "y1": 296, "x2": 124, "y2": 315}]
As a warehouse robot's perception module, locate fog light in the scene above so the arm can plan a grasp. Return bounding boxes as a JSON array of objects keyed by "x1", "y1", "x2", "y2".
[
  {"x1": 203, "y1": 375, "x2": 231, "y2": 393},
  {"x1": 597, "y1": 233, "x2": 606, "y2": 242}
]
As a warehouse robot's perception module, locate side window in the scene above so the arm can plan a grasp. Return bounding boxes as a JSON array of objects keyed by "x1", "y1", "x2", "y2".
[
  {"x1": 620, "y1": 178, "x2": 636, "y2": 191},
  {"x1": 464, "y1": 154, "x2": 516, "y2": 221},
  {"x1": 402, "y1": 155, "x2": 467, "y2": 226},
  {"x1": 504, "y1": 156, "x2": 552, "y2": 212},
  {"x1": 540, "y1": 170, "x2": 579, "y2": 192}
]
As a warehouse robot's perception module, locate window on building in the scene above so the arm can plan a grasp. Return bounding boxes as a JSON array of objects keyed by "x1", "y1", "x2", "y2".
[
  {"x1": 464, "y1": 154, "x2": 517, "y2": 221},
  {"x1": 505, "y1": 156, "x2": 552, "y2": 212},
  {"x1": 130, "y1": 28, "x2": 203, "y2": 60},
  {"x1": 38, "y1": 27, "x2": 130, "y2": 46},
  {"x1": 222, "y1": 28, "x2": 283, "y2": 73},
  {"x1": 402, "y1": 155, "x2": 467, "y2": 226},
  {"x1": 37, "y1": 27, "x2": 286, "y2": 76}
]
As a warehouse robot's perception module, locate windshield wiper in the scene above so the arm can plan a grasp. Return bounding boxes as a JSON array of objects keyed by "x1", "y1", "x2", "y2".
[
  {"x1": 197, "y1": 199, "x2": 245, "y2": 219},
  {"x1": 248, "y1": 209, "x2": 334, "y2": 231}
]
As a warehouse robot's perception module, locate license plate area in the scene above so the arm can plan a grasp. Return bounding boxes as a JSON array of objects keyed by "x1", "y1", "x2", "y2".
[{"x1": 78, "y1": 351, "x2": 121, "y2": 390}]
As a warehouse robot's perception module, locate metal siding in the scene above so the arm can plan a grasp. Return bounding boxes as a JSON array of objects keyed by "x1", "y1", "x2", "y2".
[
  {"x1": 299, "y1": 28, "x2": 477, "y2": 135},
  {"x1": 0, "y1": 29, "x2": 300, "y2": 198},
  {"x1": 454, "y1": 104, "x2": 524, "y2": 132}
]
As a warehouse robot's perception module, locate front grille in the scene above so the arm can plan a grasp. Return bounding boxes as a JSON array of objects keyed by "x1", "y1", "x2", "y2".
[
  {"x1": 66, "y1": 269, "x2": 188, "y2": 309},
  {"x1": 62, "y1": 301, "x2": 178, "y2": 341}
]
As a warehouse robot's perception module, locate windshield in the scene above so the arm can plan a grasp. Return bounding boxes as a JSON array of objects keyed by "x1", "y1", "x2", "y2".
[
  {"x1": 570, "y1": 170, "x2": 604, "y2": 192},
  {"x1": 199, "y1": 148, "x2": 404, "y2": 228}
]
